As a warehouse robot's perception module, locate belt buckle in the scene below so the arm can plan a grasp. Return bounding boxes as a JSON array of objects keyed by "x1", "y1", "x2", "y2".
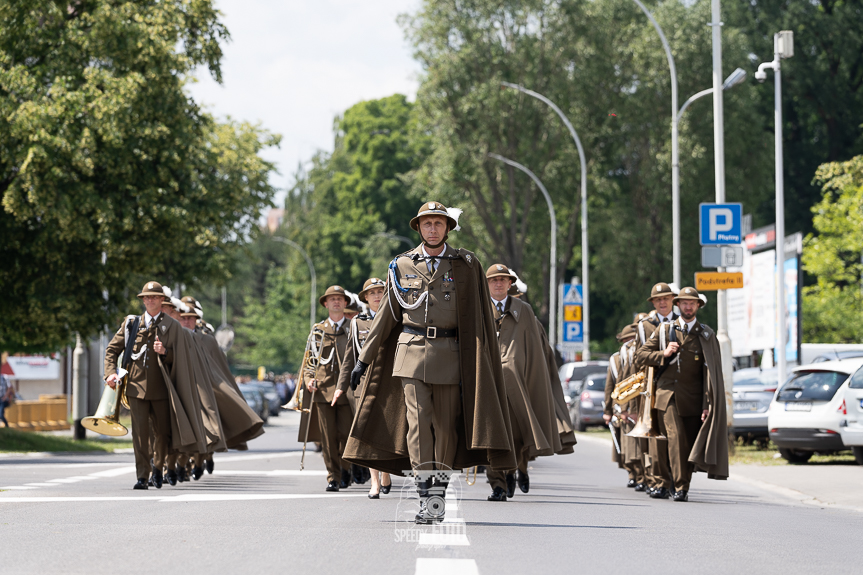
[{"x1": 426, "y1": 326, "x2": 437, "y2": 339}]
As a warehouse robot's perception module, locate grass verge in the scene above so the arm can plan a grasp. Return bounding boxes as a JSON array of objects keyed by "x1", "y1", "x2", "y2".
[{"x1": 0, "y1": 427, "x2": 134, "y2": 453}]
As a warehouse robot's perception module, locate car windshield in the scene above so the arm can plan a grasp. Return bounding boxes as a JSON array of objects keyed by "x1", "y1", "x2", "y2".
[
  {"x1": 733, "y1": 369, "x2": 777, "y2": 388},
  {"x1": 849, "y1": 367, "x2": 863, "y2": 389},
  {"x1": 567, "y1": 366, "x2": 607, "y2": 382},
  {"x1": 776, "y1": 370, "x2": 847, "y2": 402},
  {"x1": 583, "y1": 374, "x2": 606, "y2": 391}
]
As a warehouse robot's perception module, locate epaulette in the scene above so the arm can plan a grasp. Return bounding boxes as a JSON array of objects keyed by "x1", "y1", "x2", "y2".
[{"x1": 700, "y1": 323, "x2": 711, "y2": 339}]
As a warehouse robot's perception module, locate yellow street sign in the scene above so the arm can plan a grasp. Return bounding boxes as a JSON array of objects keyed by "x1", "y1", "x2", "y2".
[
  {"x1": 257, "y1": 366, "x2": 266, "y2": 381},
  {"x1": 564, "y1": 305, "x2": 582, "y2": 322},
  {"x1": 695, "y1": 272, "x2": 744, "y2": 291}
]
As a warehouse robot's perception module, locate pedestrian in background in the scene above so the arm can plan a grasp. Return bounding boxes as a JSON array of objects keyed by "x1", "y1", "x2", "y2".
[{"x1": 0, "y1": 373, "x2": 12, "y2": 427}]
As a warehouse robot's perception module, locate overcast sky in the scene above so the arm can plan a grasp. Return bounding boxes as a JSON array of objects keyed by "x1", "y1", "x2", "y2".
[{"x1": 187, "y1": 0, "x2": 422, "y2": 206}]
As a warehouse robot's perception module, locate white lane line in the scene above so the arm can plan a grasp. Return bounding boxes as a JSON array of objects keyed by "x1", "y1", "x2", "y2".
[
  {"x1": 0, "y1": 493, "x2": 370, "y2": 504},
  {"x1": 214, "y1": 470, "x2": 327, "y2": 477},
  {"x1": 24, "y1": 483, "x2": 58, "y2": 487},
  {"x1": 415, "y1": 559, "x2": 478, "y2": 575},
  {"x1": 46, "y1": 478, "x2": 83, "y2": 484},
  {"x1": 0, "y1": 486, "x2": 39, "y2": 491},
  {"x1": 66, "y1": 476, "x2": 99, "y2": 481}
]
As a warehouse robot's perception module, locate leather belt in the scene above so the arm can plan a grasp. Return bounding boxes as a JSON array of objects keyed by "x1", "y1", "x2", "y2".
[{"x1": 403, "y1": 325, "x2": 457, "y2": 339}]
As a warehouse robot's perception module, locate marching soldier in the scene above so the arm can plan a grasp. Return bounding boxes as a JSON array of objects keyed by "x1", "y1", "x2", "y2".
[
  {"x1": 298, "y1": 286, "x2": 352, "y2": 492},
  {"x1": 334, "y1": 277, "x2": 392, "y2": 498},
  {"x1": 635, "y1": 287, "x2": 729, "y2": 501},
  {"x1": 603, "y1": 323, "x2": 645, "y2": 490},
  {"x1": 345, "y1": 201, "x2": 515, "y2": 524},
  {"x1": 104, "y1": 281, "x2": 206, "y2": 490},
  {"x1": 634, "y1": 282, "x2": 679, "y2": 495},
  {"x1": 485, "y1": 264, "x2": 557, "y2": 501}
]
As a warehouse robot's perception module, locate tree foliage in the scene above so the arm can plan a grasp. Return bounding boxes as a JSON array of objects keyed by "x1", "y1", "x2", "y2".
[
  {"x1": 802, "y1": 155, "x2": 863, "y2": 343},
  {"x1": 0, "y1": 0, "x2": 279, "y2": 351}
]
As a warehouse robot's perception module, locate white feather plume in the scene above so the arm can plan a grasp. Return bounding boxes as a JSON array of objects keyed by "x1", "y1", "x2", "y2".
[
  {"x1": 668, "y1": 282, "x2": 681, "y2": 295},
  {"x1": 446, "y1": 207, "x2": 463, "y2": 232},
  {"x1": 195, "y1": 308, "x2": 203, "y2": 319},
  {"x1": 170, "y1": 297, "x2": 185, "y2": 312},
  {"x1": 162, "y1": 286, "x2": 173, "y2": 298},
  {"x1": 510, "y1": 270, "x2": 528, "y2": 294}
]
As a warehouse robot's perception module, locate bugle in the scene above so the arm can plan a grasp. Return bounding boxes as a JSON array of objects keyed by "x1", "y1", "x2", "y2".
[{"x1": 83, "y1": 316, "x2": 140, "y2": 436}]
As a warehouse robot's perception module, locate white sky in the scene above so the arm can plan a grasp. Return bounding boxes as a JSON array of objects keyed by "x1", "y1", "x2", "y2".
[{"x1": 186, "y1": 0, "x2": 422, "y2": 206}]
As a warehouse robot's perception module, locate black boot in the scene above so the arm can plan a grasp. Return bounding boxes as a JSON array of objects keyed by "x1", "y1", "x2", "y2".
[
  {"x1": 192, "y1": 466, "x2": 204, "y2": 480},
  {"x1": 351, "y1": 464, "x2": 366, "y2": 485},
  {"x1": 505, "y1": 473, "x2": 516, "y2": 499},
  {"x1": 516, "y1": 470, "x2": 530, "y2": 493},
  {"x1": 205, "y1": 458, "x2": 214, "y2": 474},
  {"x1": 340, "y1": 468, "x2": 352, "y2": 489},
  {"x1": 487, "y1": 487, "x2": 507, "y2": 501},
  {"x1": 151, "y1": 466, "x2": 163, "y2": 489},
  {"x1": 166, "y1": 469, "x2": 178, "y2": 486}
]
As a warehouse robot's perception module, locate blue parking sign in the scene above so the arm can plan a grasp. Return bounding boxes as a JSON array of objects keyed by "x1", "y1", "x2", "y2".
[
  {"x1": 561, "y1": 284, "x2": 583, "y2": 344},
  {"x1": 699, "y1": 203, "x2": 742, "y2": 245}
]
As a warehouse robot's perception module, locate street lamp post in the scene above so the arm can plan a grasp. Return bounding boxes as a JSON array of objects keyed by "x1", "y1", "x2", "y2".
[
  {"x1": 488, "y1": 153, "x2": 558, "y2": 350},
  {"x1": 755, "y1": 31, "x2": 794, "y2": 387},
  {"x1": 500, "y1": 82, "x2": 590, "y2": 359},
  {"x1": 373, "y1": 231, "x2": 415, "y2": 249},
  {"x1": 631, "y1": 0, "x2": 680, "y2": 289},
  {"x1": 272, "y1": 237, "x2": 317, "y2": 333}
]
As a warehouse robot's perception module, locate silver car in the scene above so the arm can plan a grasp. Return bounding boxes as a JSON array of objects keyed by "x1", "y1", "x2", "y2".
[
  {"x1": 732, "y1": 367, "x2": 779, "y2": 441},
  {"x1": 571, "y1": 372, "x2": 608, "y2": 432}
]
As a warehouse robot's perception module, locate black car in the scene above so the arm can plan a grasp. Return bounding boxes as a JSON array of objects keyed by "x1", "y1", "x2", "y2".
[{"x1": 570, "y1": 372, "x2": 608, "y2": 431}]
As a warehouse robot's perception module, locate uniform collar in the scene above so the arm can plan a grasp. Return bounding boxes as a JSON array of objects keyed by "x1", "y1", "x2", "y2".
[
  {"x1": 144, "y1": 311, "x2": 161, "y2": 326},
  {"x1": 491, "y1": 295, "x2": 508, "y2": 310},
  {"x1": 678, "y1": 316, "x2": 698, "y2": 333},
  {"x1": 329, "y1": 317, "x2": 345, "y2": 331},
  {"x1": 421, "y1": 243, "x2": 448, "y2": 260}
]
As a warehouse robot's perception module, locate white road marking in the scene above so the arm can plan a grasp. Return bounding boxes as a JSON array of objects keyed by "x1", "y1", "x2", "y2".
[
  {"x1": 47, "y1": 478, "x2": 83, "y2": 484},
  {"x1": 0, "y1": 486, "x2": 39, "y2": 491},
  {"x1": 24, "y1": 483, "x2": 58, "y2": 487},
  {"x1": 0, "y1": 493, "x2": 370, "y2": 504},
  {"x1": 213, "y1": 470, "x2": 327, "y2": 477},
  {"x1": 415, "y1": 558, "x2": 478, "y2": 575}
]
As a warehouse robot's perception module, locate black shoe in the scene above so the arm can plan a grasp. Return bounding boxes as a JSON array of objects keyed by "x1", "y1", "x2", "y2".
[
  {"x1": 505, "y1": 473, "x2": 516, "y2": 499},
  {"x1": 340, "y1": 468, "x2": 351, "y2": 490},
  {"x1": 205, "y1": 459, "x2": 214, "y2": 474},
  {"x1": 166, "y1": 469, "x2": 178, "y2": 486},
  {"x1": 151, "y1": 467, "x2": 163, "y2": 489},
  {"x1": 627, "y1": 478, "x2": 637, "y2": 488},
  {"x1": 177, "y1": 467, "x2": 187, "y2": 483},
  {"x1": 325, "y1": 481, "x2": 340, "y2": 492},
  {"x1": 192, "y1": 466, "x2": 204, "y2": 481},
  {"x1": 645, "y1": 486, "x2": 655, "y2": 496},
  {"x1": 148, "y1": 477, "x2": 155, "y2": 487},
  {"x1": 672, "y1": 490, "x2": 689, "y2": 502},
  {"x1": 368, "y1": 492, "x2": 380, "y2": 499},
  {"x1": 133, "y1": 479, "x2": 149, "y2": 490},
  {"x1": 487, "y1": 487, "x2": 507, "y2": 501},
  {"x1": 351, "y1": 464, "x2": 366, "y2": 485},
  {"x1": 381, "y1": 480, "x2": 392, "y2": 495},
  {"x1": 634, "y1": 483, "x2": 647, "y2": 492},
  {"x1": 649, "y1": 487, "x2": 670, "y2": 499},
  {"x1": 516, "y1": 470, "x2": 529, "y2": 493}
]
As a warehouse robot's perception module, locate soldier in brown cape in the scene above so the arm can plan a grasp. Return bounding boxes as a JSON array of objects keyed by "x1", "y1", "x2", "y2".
[
  {"x1": 603, "y1": 323, "x2": 646, "y2": 490},
  {"x1": 635, "y1": 287, "x2": 729, "y2": 501},
  {"x1": 485, "y1": 264, "x2": 558, "y2": 501},
  {"x1": 297, "y1": 286, "x2": 352, "y2": 492},
  {"x1": 344, "y1": 201, "x2": 515, "y2": 524},
  {"x1": 334, "y1": 277, "x2": 392, "y2": 498},
  {"x1": 104, "y1": 281, "x2": 207, "y2": 489}
]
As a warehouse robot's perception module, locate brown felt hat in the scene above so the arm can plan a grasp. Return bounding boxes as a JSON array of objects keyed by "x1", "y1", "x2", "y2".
[
  {"x1": 674, "y1": 286, "x2": 706, "y2": 307},
  {"x1": 319, "y1": 285, "x2": 350, "y2": 307},
  {"x1": 616, "y1": 323, "x2": 638, "y2": 342},
  {"x1": 358, "y1": 277, "x2": 386, "y2": 303},
  {"x1": 409, "y1": 201, "x2": 458, "y2": 232},
  {"x1": 486, "y1": 263, "x2": 517, "y2": 282},
  {"x1": 138, "y1": 281, "x2": 167, "y2": 299},
  {"x1": 646, "y1": 282, "x2": 676, "y2": 302}
]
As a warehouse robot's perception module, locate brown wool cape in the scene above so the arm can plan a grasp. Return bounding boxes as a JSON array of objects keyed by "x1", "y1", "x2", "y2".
[
  {"x1": 690, "y1": 324, "x2": 729, "y2": 480},
  {"x1": 343, "y1": 249, "x2": 516, "y2": 475},
  {"x1": 497, "y1": 298, "x2": 557, "y2": 459},
  {"x1": 536, "y1": 320, "x2": 577, "y2": 454},
  {"x1": 187, "y1": 330, "x2": 228, "y2": 453},
  {"x1": 153, "y1": 317, "x2": 208, "y2": 454},
  {"x1": 197, "y1": 331, "x2": 265, "y2": 448}
]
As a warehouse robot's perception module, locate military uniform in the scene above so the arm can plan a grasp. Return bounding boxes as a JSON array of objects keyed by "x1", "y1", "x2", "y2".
[
  {"x1": 104, "y1": 282, "x2": 176, "y2": 486},
  {"x1": 635, "y1": 287, "x2": 713, "y2": 499},
  {"x1": 485, "y1": 264, "x2": 556, "y2": 501},
  {"x1": 298, "y1": 286, "x2": 351, "y2": 488},
  {"x1": 603, "y1": 325, "x2": 645, "y2": 488},
  {"x1": 337, "y1": 310, "x2": 377, "y2": 414}
]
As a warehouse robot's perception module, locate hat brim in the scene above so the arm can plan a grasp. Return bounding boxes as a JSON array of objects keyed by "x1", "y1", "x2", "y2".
[
  {"x1": 487, "y1": 272, "x2": 517, "y2": 282},
  {"x1": 358, "y1": 284, "x2": 386, "y2": 303},
  {"x1": 647, "y1": 292, "x2": 675, "y2": 302},
  {"x1": 410, "y1": 213, "x2": 458, "y2": 232},
  {"x1": 138, "y1": 291, "x2": 166, "y2": 299},
  {"x1": 673, "y1": 295, "x2": 705, "y2": 307}
]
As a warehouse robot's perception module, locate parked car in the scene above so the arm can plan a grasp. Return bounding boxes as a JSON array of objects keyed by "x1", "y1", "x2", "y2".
[
  {"x1": 811, "y1": 350, "x2": 863, "y2": 363},
  {"x1": 839, "y1": 365, "x2": 863, "y2": 465},
  {"x1": 246, "y1": 380, "x2": 282, "y2": 417},
  {"x1": 570, "y1": 371, "x2": 608, "y2": 431},
  {"x1": 558, "y1": 361, "x2": 609, "y2": 405},
  {"x1": 732, "y1": 367, "x2": 779, "y2": 441},
  {"x1": 767, "y1": 358, "x2": 863, "y2": 463},
  {"x1": 240, "y1": 385, "x2": 269, "y2": 423}
]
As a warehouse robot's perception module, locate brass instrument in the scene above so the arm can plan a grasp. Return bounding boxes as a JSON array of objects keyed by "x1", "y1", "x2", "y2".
[
  {"x1": 83, "y1": 316, "x2": 140, "y2": 437},
  {"x1": 299, "y1": 326, "x2": 331, "y2": 471},
  {"x1": 626, "y1": 366, "x2": 666, "y2": 439},
  {"x1": 611, "y1": 371, "x2": 646, "y2": 405}
]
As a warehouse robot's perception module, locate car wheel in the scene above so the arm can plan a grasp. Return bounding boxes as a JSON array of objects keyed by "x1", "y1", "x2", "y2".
[
  {"x1": 573, "y1": 410, "x2": 587, "y2": 432},
  {"x1": 778, "y1": 448, "x2": 813, "y2": 464},
  {"x1": 853, "y1": 446, "x2": 863, "y2": 466}
]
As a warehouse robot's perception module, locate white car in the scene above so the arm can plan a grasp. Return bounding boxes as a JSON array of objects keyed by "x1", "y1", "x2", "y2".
[
  {"x1": 767, "y1": 358, "x2": 863, "y2": 463},
  {"x1": 839, "y1": 364, "x2": 863, "y2": 465}
]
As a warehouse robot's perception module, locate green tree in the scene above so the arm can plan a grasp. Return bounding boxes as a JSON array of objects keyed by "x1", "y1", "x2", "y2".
[
  {"x1": 802, "y1": 155, "x2": 863, "y2": 343},
  {"x1": 0, "y1": 0, "x2": 279, "y2": 351}
]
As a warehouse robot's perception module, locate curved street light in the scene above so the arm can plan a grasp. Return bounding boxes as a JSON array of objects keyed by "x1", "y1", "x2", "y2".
[
  {"x1": 272, "y1": 236, "x2": 317, "y2": 333},
  {"x1": 373, "y1": 231, "x2": 415, "y2": 249},
  {"x1": 488, "y1": 153, "x2": 558, "y2": 349},
  {"x1": 501, "y1": 81, "x2": 590, "y2": 359},
  {"x1": 677, "y1": 68, "x2": 747, "y2": 121}
]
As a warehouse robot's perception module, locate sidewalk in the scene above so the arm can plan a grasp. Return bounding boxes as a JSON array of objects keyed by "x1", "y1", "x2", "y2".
[{"x1": 576, "y1": 432, "x2": 863, "y2": 512}]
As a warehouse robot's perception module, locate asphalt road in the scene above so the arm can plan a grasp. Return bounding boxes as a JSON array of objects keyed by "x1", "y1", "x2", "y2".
[{"x1": 1, "y1": 412, "x2": 860, "y2": 575}]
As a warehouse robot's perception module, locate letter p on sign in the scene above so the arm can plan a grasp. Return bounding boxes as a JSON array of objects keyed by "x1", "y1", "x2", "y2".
[{"x1": 700, "y1": 203, "x2": 742, "y2": 245}]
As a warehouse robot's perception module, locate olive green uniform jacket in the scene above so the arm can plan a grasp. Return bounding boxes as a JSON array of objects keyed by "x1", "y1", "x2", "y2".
[
  {"x1": 297, "y1": 319, "x2": 349, "y2": 443},
  {"x1": 343, "y1": 247, "x2": 516, "y2": 475}
]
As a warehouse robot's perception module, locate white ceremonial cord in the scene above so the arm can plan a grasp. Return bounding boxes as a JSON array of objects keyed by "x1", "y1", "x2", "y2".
[{"x1": 388, "y1": 265, "x2": 428, "y2": 311}]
